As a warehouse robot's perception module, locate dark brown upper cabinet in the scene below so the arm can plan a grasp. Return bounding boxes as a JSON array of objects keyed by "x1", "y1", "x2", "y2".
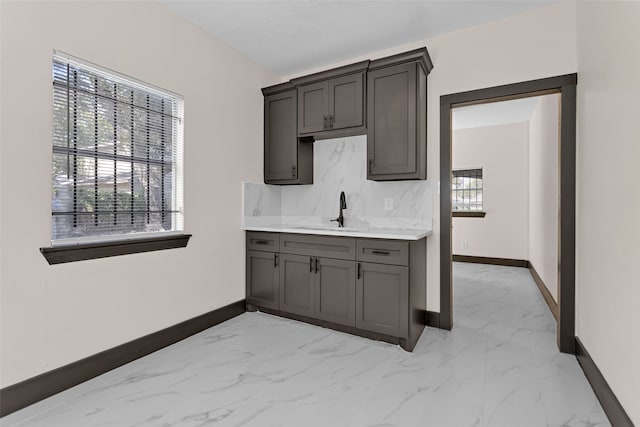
[
  {"x1": 367, "y1": 48, "x2": 433, "y2": 181},
  {"x1": 298, "y1": 80, "x2": 327, "y2": 134},
  {"x1": 297, "y1": 74, "x2": 364, "y2": 134},
  {"x1": 292, "y1": 61, "x2": 368, "y2": 140},
  {"x1": 262, "y1": 83, "x2": 312, "y2": 185},
  {"x1": 261, "y1": 48, "x2": 432, "y2": 185}
]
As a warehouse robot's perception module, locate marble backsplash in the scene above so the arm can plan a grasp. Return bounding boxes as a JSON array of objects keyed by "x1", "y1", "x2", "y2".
[{"x1": 243, "y1": 135, "x2": 433, "y2": 230}]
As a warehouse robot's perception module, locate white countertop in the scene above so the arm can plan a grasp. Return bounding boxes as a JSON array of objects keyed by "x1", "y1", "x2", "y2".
[{"x1": 243, "y1": 224, "x2": 431, "y2": 241}]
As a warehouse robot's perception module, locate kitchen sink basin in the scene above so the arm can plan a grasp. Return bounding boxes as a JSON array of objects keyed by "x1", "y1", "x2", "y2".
[{"x1": 288, "y1": 225, "x2": 360, "y2": 232}]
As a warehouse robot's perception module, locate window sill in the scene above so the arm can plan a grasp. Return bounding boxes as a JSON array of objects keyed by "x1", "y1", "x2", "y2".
[
  {"x1": 40, "y1": 234, "x2": 191, "y2": 265},
  {"x1": 452, "y1": 211, "x2": 486, "y2": 218}
]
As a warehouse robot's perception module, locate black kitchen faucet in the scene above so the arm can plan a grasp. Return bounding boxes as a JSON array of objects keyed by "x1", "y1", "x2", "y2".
[{"x1": 331, "y1": 191, "x2": 347, "y2": 228}]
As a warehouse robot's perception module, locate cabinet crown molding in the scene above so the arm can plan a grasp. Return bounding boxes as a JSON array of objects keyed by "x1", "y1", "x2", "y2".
[
  {"x1": 268, "y1": 47, "x2": 433, "y2": 91},
  {"x1": 262, "y1": 81, "x2": 295, "y2": 96},
  {"x1": 368, "y1": 47, "x2": 433, "y2": 75},
  {"x1": 290, "y1": 60, "x2": 370, "y2": 87}
]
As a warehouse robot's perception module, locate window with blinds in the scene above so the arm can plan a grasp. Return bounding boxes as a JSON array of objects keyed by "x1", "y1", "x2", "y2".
[
  {"x1": 452, "y1": 168, "x2": 483, "y2": 211},
  {"x1": 51, "y1": 52, "x2": 184, "y2": 245}
]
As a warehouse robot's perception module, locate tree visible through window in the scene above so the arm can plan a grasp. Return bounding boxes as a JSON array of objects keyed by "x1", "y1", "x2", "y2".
[
  {"x1": 452, "y1": 168, "x2": 483, "y2": 211},
  {"x1": 51, "y1": 53, "x2": 184, "y2": 244}
]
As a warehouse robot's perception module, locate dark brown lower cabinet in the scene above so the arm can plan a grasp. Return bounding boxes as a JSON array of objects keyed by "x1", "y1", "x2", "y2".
[
  {"x1": 279, "y1": 253, "x2": 315, "y2": 317},
  {"x1": 246, "y1": 250, "x2": 280, "y2": 310},
  {"x1": 246, "y1": 232, "x2": 426, "y2": 351},
  {"x1": 356, "y1": 262, "x2": 409, "y2": 338},
  {"x1": 279, "y1": 255, "x2": 356, "y2": 326},
  {"x1": 315, "y1": 258, "x2": 356, "y2": 327}
]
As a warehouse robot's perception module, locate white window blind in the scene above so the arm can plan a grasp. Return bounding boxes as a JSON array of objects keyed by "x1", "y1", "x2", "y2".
[{"x1": 51, "y1": 52, "x2": 184, "y2": 245}]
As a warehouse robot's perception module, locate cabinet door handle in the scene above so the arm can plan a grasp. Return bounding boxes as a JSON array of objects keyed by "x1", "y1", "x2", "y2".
[
  {"x1": 368, "y1": 159, "x2": 373, "y2": 174},
  {"x1": 274, "y1": 253, "x2": 279, "y2": 268},
  {"x1": 310, "y1": 257, "x2": 313, "y2": 272},
  {"x1": 323, "y1": 115, "x2": 328, "y2": 129},
  {"x1": 315, "y1": 258, "x2": 319, "y2": 273},
  {"x1": 371, "y1": 250, "x2": 390, "y2": 255},
  {"x1": 357, "y1": 262, "x2": 361, "y2": 279},
  {"x1": 291, "y1": 165, "x2": 296, "y2": 178},
  {"x1": 329, "y1": 114, "x2": 334, "y2": 128}
]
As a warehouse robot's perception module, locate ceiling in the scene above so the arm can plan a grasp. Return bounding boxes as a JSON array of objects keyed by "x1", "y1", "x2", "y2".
[
  {"x1": 161, "y1": 0, "x2": 556, "y2": 76},
  {"x1": 452, "y1": 95, "x2": 558, "y2": 130}
]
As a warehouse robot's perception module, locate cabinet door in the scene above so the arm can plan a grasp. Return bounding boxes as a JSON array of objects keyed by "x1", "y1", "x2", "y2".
[
  {"x1": 367, "y1": 63, "x2": 418, "y2": 179},
  {"x1": 264, "y1": 89, "x2": 298, "y2": 182},
  {"x1": 279, "y1": 253, "x2": 315, "y2": 317},
  {"x1": 298, "y1": 81, "x2": 328, "y2": 134},
  {"x1": 328, "y1": 73, "x2": 364, "y2": 130},
  {"x1": 314, "y1": 258, "x2": 356, "y2": 327},
  {"x1": 246, "y1": 250, "x2": 280, "y2": 310},
  {"x1": 356, "y1": 262, "x2": 409, "y2": 338}
]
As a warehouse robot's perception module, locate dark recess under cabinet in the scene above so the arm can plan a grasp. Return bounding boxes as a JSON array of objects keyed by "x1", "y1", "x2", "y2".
[{"x1": 246, "y1": 231, "x2": 427, "y2": 351}]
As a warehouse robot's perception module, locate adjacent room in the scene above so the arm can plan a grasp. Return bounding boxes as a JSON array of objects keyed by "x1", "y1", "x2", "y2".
[
  {"x1": 1, "y1": 1, "x2": 638, "y2": 426},
  {"x1": 451, "y1": 94, "x2": 560, "y2": 316}
]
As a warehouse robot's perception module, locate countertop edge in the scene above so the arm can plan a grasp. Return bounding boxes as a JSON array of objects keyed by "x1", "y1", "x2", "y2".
[{"x1": 243, "y1": 226, "x2": 432, "y2": 241}]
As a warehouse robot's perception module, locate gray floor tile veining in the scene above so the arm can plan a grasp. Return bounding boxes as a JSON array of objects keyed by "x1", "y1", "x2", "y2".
[{"x1": 1, "y1": 263, "x2": 609, "y2": 426}]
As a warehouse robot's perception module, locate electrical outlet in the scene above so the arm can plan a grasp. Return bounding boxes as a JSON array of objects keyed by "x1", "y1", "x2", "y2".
[{"x1": 384, "y1": 197, "x2": 393, "y2": 210}]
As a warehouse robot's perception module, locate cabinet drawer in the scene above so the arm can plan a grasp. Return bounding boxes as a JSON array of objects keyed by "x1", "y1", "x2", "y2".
[
  {"x1": 246, "y1": 232, "x2": 280, "y2": 252},
  {"x1": 280, "y1": 233, "x2": 355, "y2": 260},
  {"x1": 356, "y1": 239, "x2": 408, "y2": 266}
]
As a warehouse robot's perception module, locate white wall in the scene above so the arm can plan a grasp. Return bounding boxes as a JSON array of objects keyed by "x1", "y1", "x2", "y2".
[
  {"x1": 576, "y1": 2, "x2": 640, "y2": 424},
  {"x1": 452, "y1": 123, "x2": 529, "y2": 260},
  {"x1": 280, "y1": 2, "x2": 577, "y2": 311},
  {"x1": 528, "y1": 94, "x2": 559, "y2": 301},
  {"x1": 0, "y1": 1, "x2": 276, "y2": 387}
]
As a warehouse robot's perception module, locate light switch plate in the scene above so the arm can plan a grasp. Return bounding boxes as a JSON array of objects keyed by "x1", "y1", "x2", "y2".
[{"x1": 384, "y1": 197, "x2": 393, "y2": 210}]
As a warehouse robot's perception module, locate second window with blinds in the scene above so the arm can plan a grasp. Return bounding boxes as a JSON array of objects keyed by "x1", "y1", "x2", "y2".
[
  {"x1": 452, "y1": 168, "x2": 485, "y2": 217},
  {"x1": 51, "y1": 52, "x2": 184, "y2": 245}
]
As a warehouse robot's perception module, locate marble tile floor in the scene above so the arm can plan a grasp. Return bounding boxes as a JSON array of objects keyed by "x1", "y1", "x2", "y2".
[{"x1": 1, "y1": 263, "x2": 609, "y2": 427}]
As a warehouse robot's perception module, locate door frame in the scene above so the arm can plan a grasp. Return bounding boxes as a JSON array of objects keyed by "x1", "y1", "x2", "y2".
[{"x1": 439, "y1": 74, "x2": 577, "y2": 354}]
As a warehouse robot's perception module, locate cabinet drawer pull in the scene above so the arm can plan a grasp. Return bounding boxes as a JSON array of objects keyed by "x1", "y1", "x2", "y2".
[
  {"x1": 371, "y1": 250, "x2": 390, "y2": 255},
  {"x1": 254, "y1": 240, "x2": 270, "y2": 245}
]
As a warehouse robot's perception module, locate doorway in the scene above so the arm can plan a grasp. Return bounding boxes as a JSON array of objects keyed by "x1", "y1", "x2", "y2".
[{"x1": 439, "y1": 74, "x2": 577, "y2": 354}]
